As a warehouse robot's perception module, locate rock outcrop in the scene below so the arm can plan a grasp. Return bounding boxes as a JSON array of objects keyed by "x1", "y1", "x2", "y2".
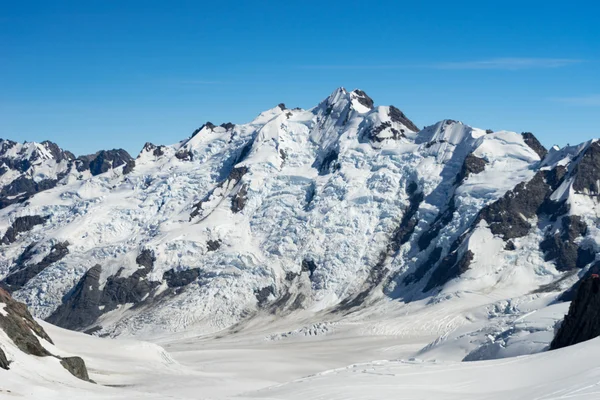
[
  {"x1": 0, "y1": 288, "x2": 91, "y2": 380},
  {"x1": 551, "y1": 275, "x2": 600, "y2": 350}
]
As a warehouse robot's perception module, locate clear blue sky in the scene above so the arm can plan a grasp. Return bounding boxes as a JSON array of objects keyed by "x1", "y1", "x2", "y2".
[{"x1": 1, "y1": 0, "x2": 599, "y2": 156}]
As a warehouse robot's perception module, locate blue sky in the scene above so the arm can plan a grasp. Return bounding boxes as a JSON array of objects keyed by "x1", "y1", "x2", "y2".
[{"x1": 1, "y1": 0, "x2": 599, "y2": 156}]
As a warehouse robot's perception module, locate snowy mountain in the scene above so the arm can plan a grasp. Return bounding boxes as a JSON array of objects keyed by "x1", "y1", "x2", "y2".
[{"x1": 0, "y1": 87, "x2": 598, "y2": 344}]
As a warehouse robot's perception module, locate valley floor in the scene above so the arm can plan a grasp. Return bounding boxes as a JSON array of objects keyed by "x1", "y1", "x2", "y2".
[{"x1": 1, "y1": 293, "x2": 596, "y2": 400}]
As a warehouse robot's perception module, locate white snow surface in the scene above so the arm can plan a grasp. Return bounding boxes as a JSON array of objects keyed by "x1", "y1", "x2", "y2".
[{"x1": 0, "y1": 304, "x2": 598, "y2": 400}]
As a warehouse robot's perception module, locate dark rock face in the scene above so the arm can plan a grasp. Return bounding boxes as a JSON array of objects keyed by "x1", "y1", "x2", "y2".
[
  {"x1": 0, "y1": 346, "x2": 9, "y2": 370},
  {"x1": 388, "y1": 106, "x2": 419, "y2": 132},
  {"x1": 191, "y1": 122, "x2": 216, "y2": 137},
  {"x1": 163, "y1": 268, "x2": 201, "y2": 288},
  {"x1": 122, "y1": 159, "x2": 135, "y2": 175},
  {"x1": 551, "y1": 276, "x2": 600, "y2": 350},
  {"x1": 47, "y1": 250, "x2": 159, "y2": 330},
  {"x1": 573, "y1": 141, "x2": 600, "y2": 195},
  {"x1": 301, "y1": 259, "x2": 318, "y2": 277},
  {"x1": 190, "y1": 166, "x2": 249, "y2": 219},
  {"x1": 60, "y1": 357, "x2": 92, "y2": 381},
  {"x1": 175, "y1": 149, "x2": 193, "y2": 161},
  {"x1": 366, "y1": 122, "x2": 405, "y2": 143},
  {"x1": 1, "y1": 215, "x2": 48, "y2": 245},
  {"x1": 390, "y1": 185, "x2": 424, "y2": 253},
  {"x1": 228, "y1": 166, "x2": 248, "y2": 183},
  {"x1": 315, "y1": 150, "x2": 340, "y2": 175},
  {"x1": 456, "y1": 154, "x2": 487, "y2": 183},
  {"x1": 206, "y1": 240, "x2": 221, "y2": 252},
  {"x1": 522, "y1": 132, "x2": 548, "y2": 160},
  {"x1": 476, "y1": 171, "x2": 551, "y2": 240},
  {"x1": 0, "y1": 288, "x2": 92, "y2": 381},
  {"x1": 220, "y1": 122, "x2": 235, "y2": 130},
  {"x1": 540, "y1": 216, "x2": 594, "y2": 271},
  {"x1": 2, "y1": 241, "x2": 70, "y2": 292},
  {"x1": 135, "y1": 249, "x2": 156, "y2": 269},
  {"x1": 142, "y1": 142, "x2": 165, "y2": 157},
  {"x1": 46, "y1": 265, "x2": 103, "y2": 330},
  {"x1": 352, "y1": 90, "x2": 374, "y2": 109},
  {"x1": 78, "y1": 149, "x2": 133, "y2": 176},
  {"x1": 0, "y1": 287, "x2": 53, "y2": 357},
  {"x1": 404, "y1": 247, "x2": 443, "y2": 285},
  {"x1": 418, "y1": 198, "x2": 457, "y2": 251},
  {"x1": 231, "y1": 184, "x2": 248, "y2": 213},
  {"x1": 0, "y1": 176, "x2": 61, "y2": 209},
  {"x1": 255, "y1": 285, "x2": 275, "y2": 306},
  {"x1": 425, "y1": 250, "x2": 474, "y2": 292}
]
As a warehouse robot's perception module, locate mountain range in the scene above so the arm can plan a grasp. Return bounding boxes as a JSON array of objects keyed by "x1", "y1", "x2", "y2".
[{"x1": 0, "y1": 87, "x2": 598, "y2": 347}]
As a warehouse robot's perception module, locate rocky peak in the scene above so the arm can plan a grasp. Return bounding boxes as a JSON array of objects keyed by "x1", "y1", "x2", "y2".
[
  {"x1": 350, "y1": 89, "x2": 374, "y2": 110},
  {"x1": 522, "y1": 132, "x2": 548, "y2": 160}
]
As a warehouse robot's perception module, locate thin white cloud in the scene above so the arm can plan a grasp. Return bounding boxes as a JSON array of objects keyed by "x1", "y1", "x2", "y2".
[
  {"x1": 434, "y1": 58, "x2": 583, "y2": 70},
  {"x1": 174, "y1": 80, "x2": 223, "y2": 85},
  {"x1": 552, "y1": 95, "x2": 600, "y2": 106},
  {"x1": 299, "y1": 58, "x2": 583, "y2": 71},
  {"x1": 298, "y1": 65, "x2": 414, "y2": 70}
]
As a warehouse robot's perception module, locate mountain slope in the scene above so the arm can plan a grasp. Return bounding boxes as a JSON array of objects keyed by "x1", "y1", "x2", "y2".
[{"x1": 0, "y1": 88, "x2": 598, "y2": 340}]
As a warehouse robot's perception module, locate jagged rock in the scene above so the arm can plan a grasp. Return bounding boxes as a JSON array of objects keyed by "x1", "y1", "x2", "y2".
[
  {"x1": 47, "y1": 253, "x2": 160, "y2": 330},
  {"x1": 476, "y1": 171, "x2": 551, "y2": 240},
  {"x1": 540, "y1": 216, "x2": 594, "y2": 271},
  {"x1": 255, "y1": 286, "x2": 275, "y2": 306},
  {"x1": 122, "y1": 159, "x2": 135, "y2": 174},
  {"x1": 390, "y1": 185, "x2": 424, "y2": 253},
  {"x1": 220, "y1": 122, "x2": 235, "y2": 130},
  {"x1": 60, "y1": 357, "x2": 92, "y2": 382},
  {"x1": 46, "y1": 265, "x2": 103, "y2": 330},
  {"x1": 0, "y1": 288, "x2": 53, "y2": 357},
  {"x1": 0, "y1": 288, "x2": 92, "y2": 380},
  {"x1": 0, "y1": 176, "x2": 61, "y2": 209},
  {"x1": 522, "y1": 132, "x2": 548, "y2": 159},
  {"x1": 2, "y1": 241, "x2": 70, "y2": 292},
  {"x1": 206, "y1": 240, "x2": 221, "y2": 252},
  {"x1": 228, "y1": 166, "x2": 248, "y2": 183},
  {"x1": 573, "y1": 141, "x2": 600, "y2": 195},
  {"x1": 551, "y1": 275, "x2": 600, "y2": 350},
  {"x1": 425, "y1": 250, "x2": 474, "y2": 292},
  {"x1": 163, "y1": 268, "x2": 201, "y2": 288},
  {"x1": 136, "y1": 249, "x2": 156, "y2": 269},
  {"x1": 175, "y1": 149, "x2": 193, "y2": 161},
  {"x1": 78, "y1": 149, "x2": 133, "y2": 176},
  {"x1": 1, "y1": 215, "x2": 48, "y2": 245},
  {"x1": 278, "y1": 103, "x2": 287, "y2": 110},
  {"x1": 388, "y1": 106, "x2": 419, "y2": 132},
  {"x1": 301, "y1": 259, "x2": 318, "y2": 276},
  {"x1": 456, "y1": 154, "x2": 487, "y2": 183},
  {"x1": 315, "y1": 150, "x2": 340, "y2": 175},
  {"x1": 352, "y1": 90, "x2": 374, "y2": 109},
  {"x1": 366, "y1": 121, "x2": 405, "y2": 142},
  {"x1": 0, "y1": 346, "x2": 9, "y2": 370},
  {"x1": 418, "y1": 197, "x2": 456, "y2": 251},
  {"x1": 191, "y1": 122, "x2": 216, "y2": 138},
  {"x1": 405, "y1": 247, "x2": 443, "y2": 285},
  {"x1": 231, "y1": 184, "x2": 248, "y2": 213}
]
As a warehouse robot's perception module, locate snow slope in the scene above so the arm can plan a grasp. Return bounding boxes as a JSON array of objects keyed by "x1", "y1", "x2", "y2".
[{"x1": 2, "y1": 315, "x2": 600, "y2": 400}]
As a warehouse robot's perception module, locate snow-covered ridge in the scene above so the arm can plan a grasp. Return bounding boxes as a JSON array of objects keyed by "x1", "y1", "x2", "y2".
[{"x1": 0, "y1": 88, "x2": 598, "y2": 340}]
